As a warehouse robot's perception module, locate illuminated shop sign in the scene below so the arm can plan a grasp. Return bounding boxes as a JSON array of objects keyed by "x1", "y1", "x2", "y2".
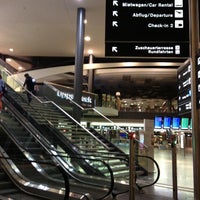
[
  {"x1": 105, "y1": 0, "x2": 189, "y2": 57},
  {"x1": 56, "y1": 90, "x2": 92, "y2": 104}
]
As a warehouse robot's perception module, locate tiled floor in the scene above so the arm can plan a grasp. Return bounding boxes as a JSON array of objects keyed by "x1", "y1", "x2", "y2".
[
  {"x1": 117, "y1": 185, "x2": 193, "y2": 200},
  {"x1": 115, "y1": 144, "x2": 194, "y2": 200}
]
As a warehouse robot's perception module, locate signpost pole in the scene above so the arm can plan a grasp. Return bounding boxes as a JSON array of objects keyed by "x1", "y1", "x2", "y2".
[{"x1": 171, "y1": 136, "x2": 178, "y2": 200}]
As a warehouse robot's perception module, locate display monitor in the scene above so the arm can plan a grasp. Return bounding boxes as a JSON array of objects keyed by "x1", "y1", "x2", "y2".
[
  {"x1": 163, "y1": 117, "x2": 171, "y2": 129},
  {"x1": 189, "y1": 118, "x2": 192, "y2": 129},
  {"x1": 172, "y1": 117, "x2": 181, "y2": 129},
  {"x1": 181, "y1": 117, "x2": 189, "y2": 129},
  {"x1": 154, "y1": 116, "x2": 163, "y2": 129}
]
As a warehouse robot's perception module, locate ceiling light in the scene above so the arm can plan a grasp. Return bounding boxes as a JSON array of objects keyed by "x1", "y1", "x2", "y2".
[
  {"x1": 85, "y1": 36, "x2": 91, "y2": 41},
  {"x1": 84, "y1": 19, "x2": 87, "y2": 24},
  {"x1": 9, "y1": 48, "x2": 14, "y2": 52},
  {"x1": 18, "y1": 66, "x2": 23, "y2": 70},
  {"x1": 88, "y1": 49, "x2": 93, "y2": 55},
  {"x1": 6, "y1": 58, "x2": 12, "y2": 62}
]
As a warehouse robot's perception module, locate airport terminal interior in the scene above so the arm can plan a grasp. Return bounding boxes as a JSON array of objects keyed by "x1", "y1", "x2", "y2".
[{"x1": 0, "y1": 0, "x2": 198, "y2": 200}]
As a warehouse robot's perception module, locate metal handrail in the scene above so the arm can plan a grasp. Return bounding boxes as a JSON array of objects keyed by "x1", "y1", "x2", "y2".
[
  {"x1": 0, "y1": 155, "x2": 69, "y2": 200},
  {"x1": 136, "y1": 155, "x2": 160, "y2": 190}
]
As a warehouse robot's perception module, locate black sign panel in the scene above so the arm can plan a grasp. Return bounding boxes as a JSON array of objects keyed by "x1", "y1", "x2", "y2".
[
  {"x1": 105, "y1": 42, "x2": 189, "y2": 57},
  {"x1": 178, "y1": 62, "x2": 191, "y2": 114},
  {"x1": 105, "y1": 0, "x2": 189, "y2": 57},
  {"x1": 196, "y1": 56, "x2": 200, "y2": 108}
]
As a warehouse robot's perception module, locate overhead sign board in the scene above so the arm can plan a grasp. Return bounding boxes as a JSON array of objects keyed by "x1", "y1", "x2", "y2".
[
  {"x1": 178, "y1": 62, "x2": 191, "y2": 115},
  {"x1": 105, "y1": 0, "x2": 189, "y2": 57}
]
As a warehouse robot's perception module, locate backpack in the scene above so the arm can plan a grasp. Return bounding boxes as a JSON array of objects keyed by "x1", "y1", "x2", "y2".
[{"x1": 2, "y1": 85, "x2": 7, "y2": 94}]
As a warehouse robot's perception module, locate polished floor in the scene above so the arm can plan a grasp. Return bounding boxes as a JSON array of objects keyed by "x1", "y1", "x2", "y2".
[{"x1": 115, "y1": 144, "x2": 194, "y2": 200}]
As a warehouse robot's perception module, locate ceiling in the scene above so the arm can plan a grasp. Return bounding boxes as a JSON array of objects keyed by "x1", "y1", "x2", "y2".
[{"x1": 0, "y1": 0, "x2": 188, "y2": 99}]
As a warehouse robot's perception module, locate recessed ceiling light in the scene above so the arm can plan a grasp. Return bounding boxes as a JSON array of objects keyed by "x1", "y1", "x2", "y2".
[
  {"x1": 84, "y1": 19, "x2": 87, "y2": 24},
  {"x1": 85, "y1": 36, "x2": 91, "y2": 41},
  {"x1": 9, "y1": 48, "x2": 14, "y2": 52}
]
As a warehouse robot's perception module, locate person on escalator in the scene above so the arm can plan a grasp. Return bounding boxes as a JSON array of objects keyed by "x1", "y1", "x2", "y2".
[
  {"x1": 23, "y1": 73, "x2": 36, "y2": 103},
  {"x1": 0, "y1": 75, "x2": 5, "y2": 112}
]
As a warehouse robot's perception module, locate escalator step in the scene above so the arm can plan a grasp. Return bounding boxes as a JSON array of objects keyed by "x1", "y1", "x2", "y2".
[
  {"x1": 0, "y1": 181, "x2": 14, "y2": 190},
  {"x1": 0, "y1": 188, "x2": 18, "y2": 195}
]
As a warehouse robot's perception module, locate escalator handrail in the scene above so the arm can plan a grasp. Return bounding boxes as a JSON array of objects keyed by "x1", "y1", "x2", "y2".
[
  {"x1": 0, "y1": 154, "x2": 69, "y2": 200},
  {"x1": 136, "y1": 155, "x2": 160, "y2": 190}
]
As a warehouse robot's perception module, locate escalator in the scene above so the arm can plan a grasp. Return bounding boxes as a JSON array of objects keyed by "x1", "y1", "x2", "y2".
[
  {"x1": 0, "y1": 158, "x2": 65, "y2": 200},
  {"x1": 0, "y1": 163, "x2": 19, "y2": 197},
  {"x1": 37, "y1": 82, "x2": 161, "y2": 190},
  {"x1": 3, "y1": 84, "x2": 131, "y2": 189},
  {"x1": 1, "y1": 66, "x2": 160, "y2": 197},
  {"x1": 0, "y1": 99, "x2": 114, "y2": 200},
  {"x1": 0, "y1": 129, "x2": 68, "y2": 200}
]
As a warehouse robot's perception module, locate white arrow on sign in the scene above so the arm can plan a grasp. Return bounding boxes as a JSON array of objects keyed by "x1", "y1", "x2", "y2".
[
  {"x1": 113, "y1": 0, "x2": 118, "y2": 6},
  {"x1": 112, "y1": 46, "x2": 118, "y2": 52},
  {"x1": 113, "y1": 11, "x2": 118, "y2": 17},
  {"x1": 112, "y1": 21, "x2": 118, "y2": 27}
]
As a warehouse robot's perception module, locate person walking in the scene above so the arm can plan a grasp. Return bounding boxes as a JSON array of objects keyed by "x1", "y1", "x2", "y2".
[{"x1": 23, "y1": 73, "x2": 36, "y2": 103}]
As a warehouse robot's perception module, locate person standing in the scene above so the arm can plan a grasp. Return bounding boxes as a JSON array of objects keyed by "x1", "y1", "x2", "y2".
[
  {"x1": 0, "y1": 75, "x2": 5, "y2": 112},
  {"x1": 23, "y1": 73, "x2": 36, "y2": 103}
]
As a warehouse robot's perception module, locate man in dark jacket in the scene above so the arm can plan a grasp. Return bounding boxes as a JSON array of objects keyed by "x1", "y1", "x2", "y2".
[{"x1": 23, "y1": 73, "x2": 36, "y2": 103}]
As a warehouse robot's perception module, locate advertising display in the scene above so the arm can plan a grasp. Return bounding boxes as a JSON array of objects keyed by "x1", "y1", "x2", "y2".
[{"x1": 105, "y1": 0, "x2": 189, "y2": 57}]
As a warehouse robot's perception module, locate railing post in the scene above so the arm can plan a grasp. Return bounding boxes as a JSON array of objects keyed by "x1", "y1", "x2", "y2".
[
  {"x1": 171, "y1": 135, "x2": 178, "y2": 200},
  {"x1": 129, "y1": 132, "x2": 135, "y2": 200}
]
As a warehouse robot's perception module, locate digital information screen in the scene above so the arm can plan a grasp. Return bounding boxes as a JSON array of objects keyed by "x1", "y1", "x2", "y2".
[
  {"x1": 181, "y1": 117, "x2": 189, "y2": 129},
  {"x1": 154, "y1": 116, "x2": 163, "y2": 129},
  {"x1": 196, "y1": 55, "x2": 200, "y2": 108},
  {"x1": 178, "y1": 63, "x2": 191, "y2": 114},
  {"x1": 105, "y1": 0, "x2": 189, "y2": 57},
  {"x1": 172, "y1": 117, "x2": 181, "y2": 129},
  {"x1": 163, "y1": 117, "x2": 171, "y2": 128}
]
